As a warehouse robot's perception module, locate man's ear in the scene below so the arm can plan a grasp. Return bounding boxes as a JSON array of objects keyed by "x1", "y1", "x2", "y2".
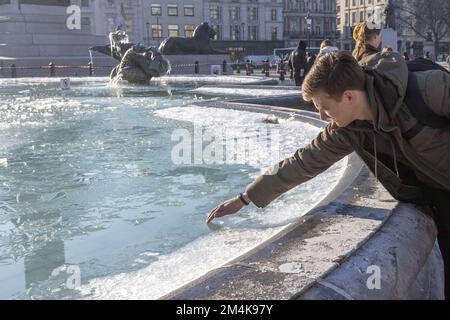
[{"x1": 343, "y1": 90, "x2": 353, "y2": 103}]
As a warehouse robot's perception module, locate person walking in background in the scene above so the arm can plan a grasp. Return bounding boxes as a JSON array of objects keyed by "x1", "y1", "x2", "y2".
[
  {"x1": 245, "y1": 60, "x2": 251, "y2": 75},
  {"x1": 403, "y1": 52, "x2": 410, "y2": 61},
  {"x1": 352, "y1": 21, "x2": 382, "y2": 64},
  {"x1": 289, "y1": 40, "x2": 308, "y2": 86},
  {"x1": 317, "y1": 39, "x2": 339, "y2": 60},
  {"x1": 287, "y1": 55, "x2": 294, "y2": 80},
  {"x1": 306, "y1": 52, "x2": 316, "y2": 72}
]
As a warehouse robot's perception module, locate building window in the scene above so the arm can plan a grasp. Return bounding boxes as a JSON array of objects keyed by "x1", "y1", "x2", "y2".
[
  {"x1": 352, "y1": 0, "x2": 356, "y2": 6},
  {"x1": 81, "y1": 17, "x2": 90, "y2": 26},
  {"x1": 168, "y1": 24, "x2": 179, "y2": 36},
  {"x1": 248, "y1": 7, "x2": 258, "y2": 21},
  {"x1": 271, "y1": 8, "x2": 277, "y2": 21},
  {"x1": 345, "y1": 13, "x2": 348, "y2": 25},
  {"x1": 230, "y1": 25, "x2": 240, "y2": 40},
  {"x1": 271, "y1": 27, "x2": 278, "y2": 40},
  {"x1": 184, "y1": 24, "x2": 195, "y2": 37},
  {"x1": 315, "y1": 26, "x2": 321, "y2": 35},
  {"x1": 352, "y1": 12, "x2": 356, "y2": 25},
  {"x1": 151, "y1": 4, "x2": 161, "y2": 16},
  {"x1": 248, "y1": 26, "x2": 258, "y2": 40},
  {"x1": 152, "y1": 24, "x2": 162, "y2": 38},
  {"x1": 19, "y1": 0, "x2": 70, "y2": 5},
  {"x1": 210, "y1": 6, "x2": 221, "y2": 20},
  {"x1": 81, "y1": 0, "x2": 89, "y2": 7},
  {"x1": 168, "y1": 4, "x2": 178, "y2": 16},
  {"x1": 345, "y1": 0, "x2": 349, "y2": 7},
  {"x1": 213, "y1": 25, "x2": 221, "y2": 40},
  {"x1": 184, "y1": 5, "x2": 194, "y2": 16},
  {"x1": 359, "y1": 11, "x2": 364, "y2": 22},
  {"x1": 230, "y1": 6, "x2": 240, "y2": 20}
]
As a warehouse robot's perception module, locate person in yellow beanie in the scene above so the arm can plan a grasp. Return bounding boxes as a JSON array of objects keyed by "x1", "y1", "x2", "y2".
[{"x1": 352, "y1": 21, "x2": 382, "y2": 64}]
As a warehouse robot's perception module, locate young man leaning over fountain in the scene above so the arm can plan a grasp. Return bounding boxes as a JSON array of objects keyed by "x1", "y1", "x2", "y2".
[{"x1": 206, "y1": 51, "x2": 450, "y2": 299}]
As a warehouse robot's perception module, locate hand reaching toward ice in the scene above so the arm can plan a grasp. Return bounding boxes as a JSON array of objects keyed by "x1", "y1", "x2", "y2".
[{"x1": 205, "y1": 196, "x2": 245, "y2": 224}]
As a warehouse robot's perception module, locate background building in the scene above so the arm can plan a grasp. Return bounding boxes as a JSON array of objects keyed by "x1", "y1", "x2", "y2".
[
  {"x1": 336, "y1": 0, "x2": 450, "y2": 58},
  {"x1": 141, "y1": 0, "x2": 204, "y2": 47},
  {"x1": 336, "y1": 0, "x2": 382, "y2": 51},
  {"x1": 0, "y1": 0, "x2": 106, "y2": 58},
  {"x1": 283, "y1": 0, "x2": 338, "y2": 50},
  {"x1": 204, "y1": 0, "x2": 284, "y2": 58},
  {"x1": 0, "y1": 0, "x2": 286, "y2": 61}
]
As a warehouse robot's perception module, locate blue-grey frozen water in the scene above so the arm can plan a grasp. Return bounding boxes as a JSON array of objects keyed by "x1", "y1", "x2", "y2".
[{"x1": 0, "y1": 78, "x2": 346, "y2": 299}]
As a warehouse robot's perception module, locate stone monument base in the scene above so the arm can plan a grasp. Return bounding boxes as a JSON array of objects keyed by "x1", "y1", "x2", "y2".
[
  {"x1": 164, "y1": 55, "x2": 231, "y2": 75},
  {"x1": 381, "y1": 28, "x2": 398, "y2": 51}
]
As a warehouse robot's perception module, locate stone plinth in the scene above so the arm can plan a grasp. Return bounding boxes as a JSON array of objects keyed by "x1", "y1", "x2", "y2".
[{"x1": 164, "y1": 55, "x2": 231, "y2": 75}]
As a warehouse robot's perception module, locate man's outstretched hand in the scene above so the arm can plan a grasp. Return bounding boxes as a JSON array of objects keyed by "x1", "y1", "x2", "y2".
[{"x1": 205, "y1": 196, "x2": 245, "y2": 224}]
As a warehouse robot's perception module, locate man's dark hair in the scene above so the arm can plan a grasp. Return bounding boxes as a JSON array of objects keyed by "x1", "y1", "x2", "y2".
[{"x1": 302, "y1": 51, "x2": 365, "y2": 102}]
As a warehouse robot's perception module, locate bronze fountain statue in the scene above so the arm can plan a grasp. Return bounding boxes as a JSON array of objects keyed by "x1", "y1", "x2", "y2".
[
  {"x1": 90, "y1": 28, "x2": 170, "y2": 84},
  {"x1": 158, "y1": 22, "x2": 225, "y2": 55},
  {"x1": 90, "y1": 23, "x2": 225, "y2": 83}
]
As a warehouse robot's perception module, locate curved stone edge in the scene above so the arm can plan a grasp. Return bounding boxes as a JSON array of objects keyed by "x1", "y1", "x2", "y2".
[
  {"x1": 161, "y1": 98, "x2": 444, "y2": 300},
  {"x1": 229, "y1": 93, "x2": 315, "y2": 110},
  {"x1": 294, "y1": 203, "x2": 444, "y2": 300}
]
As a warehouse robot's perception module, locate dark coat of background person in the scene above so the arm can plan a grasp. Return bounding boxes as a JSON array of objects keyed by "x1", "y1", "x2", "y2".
[
  {"x1": 306, "y1": 53, "x2": 316, "y2": 73},
  {"x1": 289, "y1": 41, "x2": 308, "y2": 86}
]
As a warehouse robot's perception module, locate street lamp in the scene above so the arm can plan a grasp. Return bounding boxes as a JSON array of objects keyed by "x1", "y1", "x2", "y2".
[
  {"x1": 305, "y1": 12, "x2": 312, "y2": 51},
  {"x1": 146, "y1": 22, "x2": 150, "y2": 46},
  {"x1": 157, "y1": 16, "x2": 161, "y2": 46}
]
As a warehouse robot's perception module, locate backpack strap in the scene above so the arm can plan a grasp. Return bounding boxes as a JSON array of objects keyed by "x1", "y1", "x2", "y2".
[
  {"x1": 406, "y1": 57, "x2": 450, "y2": 74},
  {"x1": 403, "y1": 72, "x2": 450, "y2": 140}
]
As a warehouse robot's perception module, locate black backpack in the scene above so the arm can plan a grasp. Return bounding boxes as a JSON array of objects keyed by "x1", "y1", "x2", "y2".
[{"x1": 402, "y1": 58, "x2": 450, "y2": 139}]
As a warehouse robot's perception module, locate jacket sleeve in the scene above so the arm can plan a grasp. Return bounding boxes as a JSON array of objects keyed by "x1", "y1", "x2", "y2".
[
  {"x1": 245, "y1": 123, "x2": 353, "y2": 208},
  {"x1": 419, "y1": 70, "x2": 450, "y2": 119}
]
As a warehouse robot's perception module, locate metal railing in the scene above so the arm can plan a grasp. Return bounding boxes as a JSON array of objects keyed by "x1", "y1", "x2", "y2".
[{"x1": 0, "y1": 60, "x2": 293, "y2": 80}]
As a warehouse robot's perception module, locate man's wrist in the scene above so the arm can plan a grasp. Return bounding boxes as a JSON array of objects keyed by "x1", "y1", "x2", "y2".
[{"x1": 238, "y1": 192, "x2": 251, "y2": 206}]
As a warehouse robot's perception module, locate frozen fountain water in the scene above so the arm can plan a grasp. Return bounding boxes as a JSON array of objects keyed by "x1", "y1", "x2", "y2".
[{"x1": 0, "y1": 77, "x2": 346, "y2": 300}]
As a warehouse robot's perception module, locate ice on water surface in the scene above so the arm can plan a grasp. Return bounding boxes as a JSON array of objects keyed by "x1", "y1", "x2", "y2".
[{"x1": 0, "y1": 78, "x2": 346, "y2": 299}]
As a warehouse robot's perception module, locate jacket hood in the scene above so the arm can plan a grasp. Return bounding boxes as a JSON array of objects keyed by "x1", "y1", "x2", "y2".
[
  {"x1": 320, "y1": 46, "x2": 339, "y2": 54},
  {"x1": 362, "y1": 52, "x2": 409, "y2": 132}
]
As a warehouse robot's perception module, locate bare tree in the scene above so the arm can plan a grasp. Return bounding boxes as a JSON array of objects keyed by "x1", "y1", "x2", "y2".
[{"x1": 394, "y1": 0, "x2": 450, "y2": 57}]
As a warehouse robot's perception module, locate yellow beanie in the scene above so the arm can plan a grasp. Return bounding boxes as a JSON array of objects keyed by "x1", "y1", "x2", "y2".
[{"x1": 353, "y1": 22, "x2": 366, "y2": 42}]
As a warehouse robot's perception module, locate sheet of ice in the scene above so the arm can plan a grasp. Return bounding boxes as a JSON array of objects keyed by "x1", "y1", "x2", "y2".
[
  {"x1": 79, "y1": 106, "x2": 347, "y2": 299},
  {"x1": 190, "y1": 86, "x2": 298, "y2": 97},
  {"x1": 151, "y1": 75, "x2": 274, "y2": 85}
]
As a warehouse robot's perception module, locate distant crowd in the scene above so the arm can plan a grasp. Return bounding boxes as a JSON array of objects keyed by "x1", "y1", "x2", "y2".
[{"x1": 284, "y1": 22, "x2": 450, "y2": 87}]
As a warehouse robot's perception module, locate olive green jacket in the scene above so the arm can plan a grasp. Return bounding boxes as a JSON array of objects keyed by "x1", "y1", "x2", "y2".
[
  {"x1": 246, "y1": 52, "x2": 450, "y2": 207},
  {"x1": 352, "y1": 43, "x2": 380, "y2": 65}
]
